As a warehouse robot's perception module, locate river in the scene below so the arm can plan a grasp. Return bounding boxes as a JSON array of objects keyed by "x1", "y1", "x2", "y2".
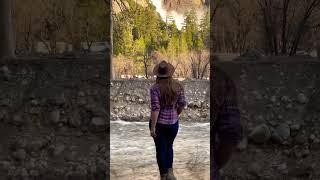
[{"x1": 110, "y1": 120, "x2": 210, "y2": 180}]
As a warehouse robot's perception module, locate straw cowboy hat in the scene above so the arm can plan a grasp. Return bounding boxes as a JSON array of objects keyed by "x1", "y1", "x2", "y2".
[{"x1": 153, "y1": 60, "x2": 175, "y2": 77}]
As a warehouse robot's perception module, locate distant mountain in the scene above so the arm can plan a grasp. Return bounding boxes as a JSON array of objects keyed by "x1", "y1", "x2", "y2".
[{"x1": 162, "y1": 0, "x2": 208, "y2": 14}]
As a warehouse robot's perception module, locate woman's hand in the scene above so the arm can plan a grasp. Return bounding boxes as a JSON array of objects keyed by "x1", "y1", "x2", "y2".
[{"x1": 150, "y1": 127, "x2": 156, "y2": 138}]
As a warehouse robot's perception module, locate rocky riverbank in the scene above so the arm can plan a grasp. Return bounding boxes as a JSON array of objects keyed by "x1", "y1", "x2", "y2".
[{"x1": 110, "y1": 79, "x2": 210, "y2": 122}]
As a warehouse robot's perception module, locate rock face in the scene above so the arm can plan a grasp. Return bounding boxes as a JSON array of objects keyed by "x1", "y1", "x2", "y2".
[
  {"x1": 0, "y1": 58, "x2": 107, "y2": 179},
  {"x1": 162, "y1": 0, "x2": 207, "y2": 14}
]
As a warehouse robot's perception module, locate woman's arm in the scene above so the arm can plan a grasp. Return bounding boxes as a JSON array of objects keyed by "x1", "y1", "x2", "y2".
[
  {"x1": 177, "y1": 87, "x2": 187, "y2": 115},
  {"x1": 150, "y1": 110, "x2": 159, "y2": 130},
  {"x1": 177, "y1": 106, "x2": 184, "y2": 115},
  {"x1": 150, "y1": 87, "x2": 161, "y2": 136}
]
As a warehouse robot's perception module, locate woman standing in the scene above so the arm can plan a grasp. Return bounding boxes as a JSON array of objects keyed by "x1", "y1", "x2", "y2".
[{"x1": 149, "y1": 60, "x2": 187, "y2": 180}]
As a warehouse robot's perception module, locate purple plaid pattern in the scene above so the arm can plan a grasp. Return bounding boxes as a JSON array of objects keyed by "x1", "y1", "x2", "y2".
[{"x1": 150, "y1": 84, "x2": 186, "y2": 124}]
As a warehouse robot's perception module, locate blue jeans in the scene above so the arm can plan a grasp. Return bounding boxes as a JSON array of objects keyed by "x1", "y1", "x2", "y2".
[{"x1": 149, "y1": 119, "x2": 179, "y2": 175}]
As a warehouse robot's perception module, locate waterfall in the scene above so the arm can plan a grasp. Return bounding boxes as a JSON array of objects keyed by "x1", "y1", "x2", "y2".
[{"x1": 149, "y1": 0, "x2": 205, "y2": 30}]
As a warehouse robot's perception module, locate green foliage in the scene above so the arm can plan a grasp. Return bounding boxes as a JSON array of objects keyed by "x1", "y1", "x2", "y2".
[{"x1": 113, "y1": 0, "x2": 209, "y2": 74}]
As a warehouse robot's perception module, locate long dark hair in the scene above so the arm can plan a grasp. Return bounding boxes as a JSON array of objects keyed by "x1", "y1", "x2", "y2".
[{"x1": 156, "y1": 76, "x2": 183, "y2": 106}]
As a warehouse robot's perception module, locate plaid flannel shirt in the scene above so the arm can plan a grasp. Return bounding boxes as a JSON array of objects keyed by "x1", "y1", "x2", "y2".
[{"x1": 150, "y1": 83, "x2": 186, "y2": 124}]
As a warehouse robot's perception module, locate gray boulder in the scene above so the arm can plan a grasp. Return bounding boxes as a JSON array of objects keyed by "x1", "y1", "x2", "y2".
[{"x1": 249, "y1": 124, "x2": 271, "y2": 144}]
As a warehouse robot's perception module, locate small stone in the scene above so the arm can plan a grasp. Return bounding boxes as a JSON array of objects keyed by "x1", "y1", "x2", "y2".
[
  {"x1": 270, "y1": 96, "x2": 276, "y2": 103},
  {"x1": 314, "y1": 138, "x2": 320, "y2": 143},
  {"x1": 77, "y1": 97, "x2": 86, "y2": 105},
  {"x1": 297, "y1": 93, "x2": 308, "y2": 104},
  {"x1": 78, "y1": 91, "x2": 85, "y2": 97},
  {"x1": 295, "y1": 133, "x2": 308, "y2": 144},
  {"x1": 21, "y1": 168, "x2": 29, "y2": 177},
  {"x1": 0, "y1": 161, "x2": 11, "y2": 170},
  {"x1": 237, "y1": 136, "x2": 248, "y2": 151},
  {"x1": 248, "y1": 162, "x2": 262, "y2": 176},
  {"x1": 69, "y1": 110, "x2": 81, "y2": 127},
  {"x1": 256, "y1": 115, "x2": 265, "y2": 122},
  {"x1": 281, "y1": 96, "x2": 290, "y2": 102},
  {"x1": 53, "y1": 144, "x2": 65, "y2": 157},
  {"x1": 283, "y1": 150, "x2": 290, "y2": 156},
  {"x1": 248, "y1": 124, "x2": 271, "y2": 144},
  {"x1": 21, "y1": 80, "x2": 29, "y2": 85},
  {"x1": 76, "y1": 131, "x2": 83, "y2": 137},
  {"x1": 277, "y1": 163, "x2": 287, "y2": 171},
  {"x1": 269, "y1": 120, "x2": 277, "y2": 126},
  {"x1": 29, "y1": 170, "x2": 40, "y2": 177},
  {"x1": 12, "y1": 149, "x2": 27, "y2": 161},
  {"x1": 271, "y1": 131, "x2": 283, "y2": 144},
  {"x1": 302, "y1": 149, "x2": 310, "y2": 157},
  {"x1": 12, "y1": 114, "x2": 24, "y2": 126},
  {"x1": 30, "y1": 99, "x2": 40, "y2": 106},
  {"x1": 14, "y1": 138, "x2": 28, "y2": 149},
  {"x1": 1, "y1": 66, "x2": 11, "y2": 80},
  {"x1": 0, "y1": 98, "x2": 10, "y2": 106},
  {"x1": 290, "y1": 124, "x2": 301, "y2": 131},
  {"x1": 91, "y1": 117, "x2": 106, "y2": 126},
  {"x1": 92, "y1": 89, "x2": 99, "y2": 95},
  {"x1": 310, "y1": 134, "x2": 316, "y2": 140},
  {"x1": 49, "y1": 110, "x2": 60, "y2": 124},
  {"x1": 252, "y1": 91, "x2": 262, "y2": 100},
  {"x1": 25, "y1": 158, "x2": 36, "y2": 169},
  {"x1": 30, "y1": 138, "x2": 47, "y2": 151},
  {"x1": 65, "y1": 151, "x2": 77, "y2": 161},
  {"x1": 274, "y1": 123, "x2": 291, "y2": 140},
  {"x1": 285, "y1": 120, "x2": 292, "y2": 125},
  {"x1": 286, "y1": 103, "x2": 293, "y2": 109},
  {"x1": 27, "y1": 107, "x2": 41, "y2": 115},
  {"x1": 54, "y1": 93, "x2": 66, "y2": 105}
]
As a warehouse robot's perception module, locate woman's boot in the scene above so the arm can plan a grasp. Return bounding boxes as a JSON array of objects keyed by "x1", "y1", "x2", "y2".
[
  {"x1": 167, "y1": 168, "x2": 176, "y2": 180},
  {"x1": 160, "y1": 173, "x2": 167, "y2": 180}
]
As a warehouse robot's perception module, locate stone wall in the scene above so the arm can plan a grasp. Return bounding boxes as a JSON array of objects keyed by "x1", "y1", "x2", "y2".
[
  {"x1": 215, "y1": 57, "x2": 320, "y2": 179},
  {"x1": 110, "y1": 79, "x2": 210, "y2": 122},
  {"x1": 0, "y1": 58, "x2": 108, "y2": 179}
]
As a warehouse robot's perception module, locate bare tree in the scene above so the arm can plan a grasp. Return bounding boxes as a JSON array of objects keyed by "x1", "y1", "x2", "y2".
[
  {"x1": 0, "y1": 0, "x2": 15, "y2": 59},
  {"x1": 190, "y1": 50, "x2": 209, "y2": 79},
  {"x1": 225, "y1": 0, "x2": 254, "y2": 54},
  {"x1": 257, "y1": 0, "x2": 320, "y2": 55}
]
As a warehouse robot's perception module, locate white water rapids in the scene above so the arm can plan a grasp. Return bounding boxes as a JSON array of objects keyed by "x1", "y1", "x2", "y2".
[{"x1": 110, "y1": 120, "x2": 210, "y2": 179}]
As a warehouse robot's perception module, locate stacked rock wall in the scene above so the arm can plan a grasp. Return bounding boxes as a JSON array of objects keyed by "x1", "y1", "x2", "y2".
[
  {"x1": 0, "y1": 58, "x2": 108, "y2": 179},
  {"x1": 215, "y1": 57, "x2": 320, "y2": 179}
]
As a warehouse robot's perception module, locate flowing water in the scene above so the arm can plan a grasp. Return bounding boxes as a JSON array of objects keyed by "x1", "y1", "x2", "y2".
[
  {"x1": 110, "y1": 120, "x2": 210, "y2": 180},
  {"x1": 149, "y1": 0, "x2": 206, "y2": 30}
]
